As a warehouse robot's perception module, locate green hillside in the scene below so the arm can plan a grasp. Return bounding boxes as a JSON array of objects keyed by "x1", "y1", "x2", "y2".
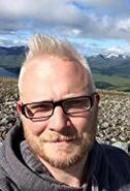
[
  {"x1": 94, "y1": 73, "x2": 130, "y2": 91},
  {"x1": 0, "y1": 46, "x2": 130, "y2": 92}
]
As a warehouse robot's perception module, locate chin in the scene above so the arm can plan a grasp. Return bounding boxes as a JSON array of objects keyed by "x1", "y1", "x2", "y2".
[
  {"x1": 40, "y1": 150, "x2": 85, "y2": 169},
  {"x1": 25, "y1": 128, "x2": 95, "y2": 169},
  {"x1": 38, "y1": 139, "x2": 94, "y2": 169}
]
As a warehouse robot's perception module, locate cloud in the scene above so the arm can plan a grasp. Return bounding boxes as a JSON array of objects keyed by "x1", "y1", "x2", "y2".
[
  {"x1": 75, "y1": 0, "x2": 130, "y2": 14},
  {"x1": 103, "y1": 46, "x2": 130, "y2": 57},
  {"x1": 0, "y1": 0, "x2": 81, "y2": 24},
  {"x1": 0, "y1": 0, "x2": 130, "y2": 49},
  {"x1": 116, "y1": 18, "x2": 130, "y2": 32}
]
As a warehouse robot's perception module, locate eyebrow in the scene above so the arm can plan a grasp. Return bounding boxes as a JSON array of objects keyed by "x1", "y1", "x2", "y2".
[
  {"x1": 28, "y1": 101, "x2": 52, "y2": 107},
  {"x1": 22, "y1": 93, "x2": 97, "y2": 106}
]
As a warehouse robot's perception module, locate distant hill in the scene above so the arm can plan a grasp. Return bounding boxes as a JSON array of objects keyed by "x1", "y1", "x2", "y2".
[
  {"x1": 0, "y1": 46, "x2": 26, "y2": 77},
  {"x1": 0, "y1": 46, "x2": 26, "y2": 70},
  {"x1": 0, "y1": 46, "x2": 26, "y2": 56},
  {"x1": 87, "y1": 54, "x2": 130, "y2": 78},
  {"x1": 0, "y1": 46, "x2": 129, "y2": 91},
  {"x1": 0, "y1": 67, "x2": 17, "y2": 78}
]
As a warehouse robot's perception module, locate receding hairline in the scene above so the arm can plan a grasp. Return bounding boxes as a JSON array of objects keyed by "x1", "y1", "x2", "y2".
[{"x1": 18, "y1": 34, "x2": 96, "y2": 95}]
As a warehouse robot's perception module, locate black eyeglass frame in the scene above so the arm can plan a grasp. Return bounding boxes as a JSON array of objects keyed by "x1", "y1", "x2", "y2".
[{"x1": 21, "y1": 92, "x2": 98, "y2": 120}]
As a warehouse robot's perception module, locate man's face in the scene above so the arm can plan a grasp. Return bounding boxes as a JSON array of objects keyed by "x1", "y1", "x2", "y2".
[{"x1": 19, "y1": 55, "x2": 99, "y2": 169}]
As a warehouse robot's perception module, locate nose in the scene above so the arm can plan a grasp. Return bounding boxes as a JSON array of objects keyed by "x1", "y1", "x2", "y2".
[{"x1": 49, "y1": 106, "x2": 69, "y2": 132}]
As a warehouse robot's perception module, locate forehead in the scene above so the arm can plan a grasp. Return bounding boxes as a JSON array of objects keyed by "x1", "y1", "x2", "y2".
[
  {"x1": 24, "y1": 55, "x2": 80, "y2": 75},
  {"x1": 20, "y1": 55, "x2": 92, "y2": 102}
]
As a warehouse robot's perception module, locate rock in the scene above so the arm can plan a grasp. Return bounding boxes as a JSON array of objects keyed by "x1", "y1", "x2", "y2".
[{"x1": 0, "y1": 79, "x2": 130, "y2": 155}]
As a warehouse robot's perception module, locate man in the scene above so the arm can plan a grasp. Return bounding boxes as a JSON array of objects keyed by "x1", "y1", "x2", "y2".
[{"x1": 0, "y1": 35, "x2": 130, "y2": 191}]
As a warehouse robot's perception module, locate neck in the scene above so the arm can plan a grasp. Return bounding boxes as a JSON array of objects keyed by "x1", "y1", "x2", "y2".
[{"x1": 38, "y1": 154, "x2": 88, "y2": 188}]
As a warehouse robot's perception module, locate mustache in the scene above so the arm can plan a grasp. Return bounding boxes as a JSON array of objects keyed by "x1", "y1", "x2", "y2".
[{"x1": 40, "y1": 133, "x2": 80, "y2": 143}]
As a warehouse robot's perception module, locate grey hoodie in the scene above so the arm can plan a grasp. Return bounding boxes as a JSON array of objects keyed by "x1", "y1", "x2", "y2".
[{"x1": 0, "y1": 125, "x2": 130, "y2": 191}]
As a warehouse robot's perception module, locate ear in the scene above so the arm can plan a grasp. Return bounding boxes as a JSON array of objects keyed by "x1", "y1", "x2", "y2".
[
  {"x1": 95, "y1": 93, "x2": 100, "y2": 105},
  {"x1": 17, "y1": 100, "x2": 23, "y2": 114}
]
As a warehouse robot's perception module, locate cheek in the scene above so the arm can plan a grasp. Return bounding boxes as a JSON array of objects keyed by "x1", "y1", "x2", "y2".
[
  {"x1": 71, "y1": 115, "x2": 90, "y2": 133},
  {"x1": 22, "y1": 117, "x2": 48, "y2": 135},
  {"x1": 70, "y1": 112, "x2": 97, "y2": 133}
]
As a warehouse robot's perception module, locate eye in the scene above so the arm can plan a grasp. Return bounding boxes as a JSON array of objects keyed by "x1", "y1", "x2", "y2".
[
  {"x1": 30, "y1": 103, "x2": 52, "y2": 112},
  {"x1": 25, "y1": 106, "x2": 34, "y2": 117},
  {"x1": 63, "y1": 97, "x2": 91, "y2": 114}
]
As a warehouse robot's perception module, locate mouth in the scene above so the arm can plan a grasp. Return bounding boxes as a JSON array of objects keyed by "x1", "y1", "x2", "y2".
[
  {"x1": 48, "y1": 137, "x2": 79, "y2": 146},
  {"x1": 42, "y1": 135, "x2": 78, "y2": 142},
  {"x1": 51, "y1": 136, "x2": 77, "y2": 142},
  {"x1": 43, "y1": 137, "x2": 78, "y2": 145},
  {"x1": 52, "y1": 139, "x2": 75, "y2": 144},
  {"x1": 47, "y1": 139, "x2": 76, "y2": 150}
]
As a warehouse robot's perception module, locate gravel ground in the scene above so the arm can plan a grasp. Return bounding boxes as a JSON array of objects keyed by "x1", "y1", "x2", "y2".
[
  {"x1": 97, "y1": 90, "x2": 130, "y2": 154},
  {"x1": 0, "y1": 78, "x2": 130, "y2": 154}
]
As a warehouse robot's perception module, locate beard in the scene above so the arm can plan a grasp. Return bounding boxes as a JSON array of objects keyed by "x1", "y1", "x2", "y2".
[{"x1": 24, "y1": 127, "x2": 96, "y2": 169}]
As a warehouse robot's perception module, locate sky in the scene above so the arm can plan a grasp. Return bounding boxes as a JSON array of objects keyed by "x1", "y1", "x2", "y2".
[{"x1": 0, "y1": 0, "x2": 130, "y2": 56}]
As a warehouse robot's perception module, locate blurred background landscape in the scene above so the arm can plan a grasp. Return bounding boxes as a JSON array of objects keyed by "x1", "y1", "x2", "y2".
[
  {"x1": 0, "y1": 0, "x2": 130, "y2": 153},
  {"x1": 0, "y1": 46, "x2": 130, "y2": 91},
  {"x1": 0, "y1": 1, "x2": 130, "y2": 91}
]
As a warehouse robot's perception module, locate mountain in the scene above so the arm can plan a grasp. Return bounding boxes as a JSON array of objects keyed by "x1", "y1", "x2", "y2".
[
  {"x1": 0, "y1": 46, "x2": 26, "y2": 71},
  {"x1": 87, "y1": 54, "x2": 130, "y2": 78},
  {"x1": 0, "y1": 46, "x2": 26, "y2": 77},
  {"x1": 0, "y1": 46, "x2": 129, "y2": 91},
  {"x1": 0, "y1": 46, "x2": 26, "y2": 56},
  {"x1": 0, "y1": 67, "x2": 17, "y2": 78}
]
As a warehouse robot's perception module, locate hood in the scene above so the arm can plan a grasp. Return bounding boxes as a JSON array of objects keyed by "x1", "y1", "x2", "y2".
[{"x1": 0, "y1": 125, "x2": 101, "y2": 191}]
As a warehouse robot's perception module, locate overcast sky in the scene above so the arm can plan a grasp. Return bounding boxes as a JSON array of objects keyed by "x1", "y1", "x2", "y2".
[{"x1": 0, "y1": 0, "x2": 130, "y2": 55}]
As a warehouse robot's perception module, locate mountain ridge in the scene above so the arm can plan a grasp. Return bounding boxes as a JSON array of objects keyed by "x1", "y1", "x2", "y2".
[{"x1": 0, "y1": 46, "x2": 129, "y2": 91}]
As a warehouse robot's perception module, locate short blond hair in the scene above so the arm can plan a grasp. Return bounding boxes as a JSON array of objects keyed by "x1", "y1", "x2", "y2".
[{"x1": 18, "y1": 34, "x2": 96, "y2": 93}]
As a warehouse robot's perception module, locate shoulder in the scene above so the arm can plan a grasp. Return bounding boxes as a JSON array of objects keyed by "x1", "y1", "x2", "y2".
[
  {"x1": 0, "y1": 142, "x2": 19, "y2": 191},
  {"x1": 101, "y1": 143, "x2": 130, "y2": 160},
  {"x1": 100, "y1": 143, "x2": 130, "y2": 175},
  {"x1": 94, "y1": 143, "x2": 130, "y2": 190},
  {"x1": 0, "y1": 142, "x2": 9, "y2": 189}
]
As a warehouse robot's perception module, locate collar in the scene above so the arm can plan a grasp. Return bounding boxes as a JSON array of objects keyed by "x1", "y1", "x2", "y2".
[{"x1": 20, "y1": 139, "x2": 101, "y2": 190}]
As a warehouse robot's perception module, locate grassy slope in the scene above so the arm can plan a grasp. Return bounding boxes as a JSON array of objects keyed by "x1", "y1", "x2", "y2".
[{"x1": 93, "y1": 73, "x2": 130, "y2": 91}]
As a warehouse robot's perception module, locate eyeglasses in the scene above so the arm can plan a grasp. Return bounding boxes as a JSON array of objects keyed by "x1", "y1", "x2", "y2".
[{"x1": 21, "y1": 93, "x2": 97, "y2": 121}]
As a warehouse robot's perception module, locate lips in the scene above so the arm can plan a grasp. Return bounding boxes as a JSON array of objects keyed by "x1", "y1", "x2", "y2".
[
  {"x1": 42, "y1": 136, "x2": 77, "y2": 143},
  {"x1": 51, "y1": 138, "x2": 74, "y2": 143}
]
